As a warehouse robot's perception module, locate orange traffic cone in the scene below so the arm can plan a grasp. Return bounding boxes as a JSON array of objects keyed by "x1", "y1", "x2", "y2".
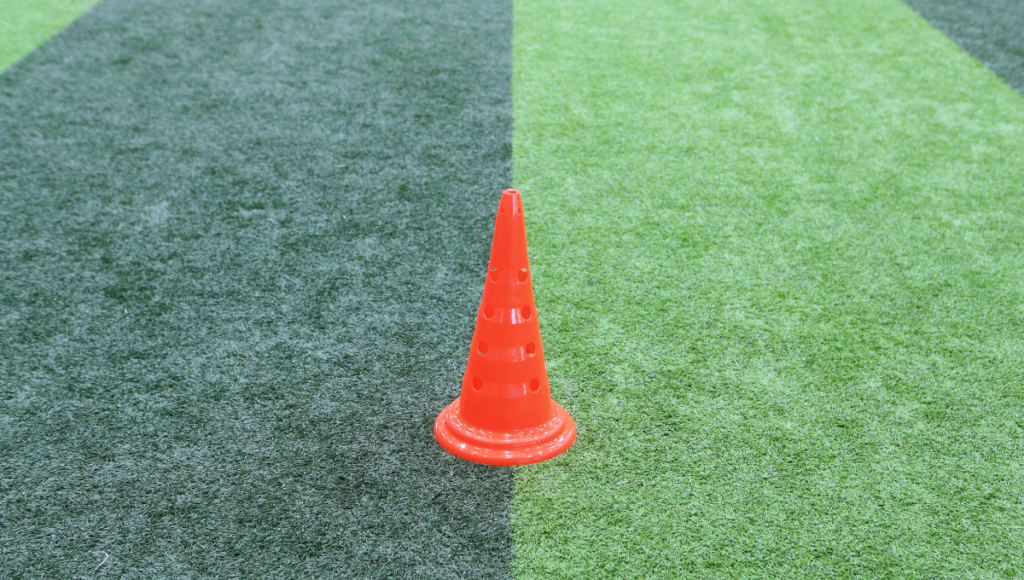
[{"x1": 434, "y1": 189, "x2": 576, "y2": 465}]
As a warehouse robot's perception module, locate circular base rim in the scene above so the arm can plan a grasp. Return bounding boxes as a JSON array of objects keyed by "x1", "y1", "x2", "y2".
[{"x1": 434, "y1": 398, "x2": 576, "y2": 465}]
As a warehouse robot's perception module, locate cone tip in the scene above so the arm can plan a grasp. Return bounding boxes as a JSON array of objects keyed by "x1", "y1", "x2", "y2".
[{"x1": 498, "y1": 189, "x2": 524, "y2": 217}]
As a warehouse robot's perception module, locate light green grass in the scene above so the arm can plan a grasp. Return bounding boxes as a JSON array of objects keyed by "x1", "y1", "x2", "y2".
[
  {"x1": 0, "y1": 0, "x2": 101, "y2": 72},
  {"x1": 513, "y1": 0, "x2": 1024, "y2": 577}
]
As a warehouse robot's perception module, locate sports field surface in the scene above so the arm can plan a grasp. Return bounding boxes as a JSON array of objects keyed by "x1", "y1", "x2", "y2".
[
  {"x1": 2, "y1": 0, "x2": 1022, "y2": 578},
  {"x1": 0, "y1": 0, "x2": 102, "y2": 72}
]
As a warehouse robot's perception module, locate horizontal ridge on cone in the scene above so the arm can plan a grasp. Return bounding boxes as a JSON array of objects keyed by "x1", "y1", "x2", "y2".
[{"x1": 477, "y1": 305, "x2": 535, "y2": 325}]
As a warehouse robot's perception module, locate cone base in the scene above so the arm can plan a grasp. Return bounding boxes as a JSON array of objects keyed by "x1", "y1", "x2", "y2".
[{"x1": 434, "y1": 398, "x2": 576, "y2": 466}]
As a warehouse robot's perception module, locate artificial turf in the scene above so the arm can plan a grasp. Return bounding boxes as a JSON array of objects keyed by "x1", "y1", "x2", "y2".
[
  {"x1": 902, "y1": 0, "x2": 1024, "y2": 95},
  {"x1": 512, "y1": 0, "x2": 1024, "y2": 577},
  {"x1": 5, "y1": 0, "x2": 1024, "y2": 577},
  {"x1": 0, "y1": 0, "x2": 102, "y2": 73},
  {"x1": 0, "y1": 0, "x2": 514, "y2": 577}
]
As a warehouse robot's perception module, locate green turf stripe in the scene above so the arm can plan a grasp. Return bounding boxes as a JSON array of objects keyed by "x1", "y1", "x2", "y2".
[
  {"x1": 0, "y1": 0, "x2": 102, "y2": 73},
  {"x1": 512, "y1": 0, "x2": 1024, "y2": 577},
  {"x1": 903, "y1": 0, "x2": 1024, "y2": 95},
  {"x1": 1, "y1": 0, "x2": 513, "y2": 577}
]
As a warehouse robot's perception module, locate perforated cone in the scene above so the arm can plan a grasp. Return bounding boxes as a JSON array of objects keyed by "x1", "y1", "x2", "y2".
[{"x1": 434, "y1": 189, "x2": 576, "y2": 465}]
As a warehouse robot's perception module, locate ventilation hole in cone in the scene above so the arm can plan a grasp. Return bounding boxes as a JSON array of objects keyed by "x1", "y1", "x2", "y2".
[
  {"x1": 478, "y1": 341, "x2": 489, "y2": 355},
  {"x1": 521, "y1": 305, "x2": 533, "y2": 320},
  {"x1": 529, "y1": 378, "x2": 540, "y2": 392},
  {"x1": 484, "y1": 305, "x2": 495, "y2": 319},
  {"x1": 473, "y1": 377, "x2": 483, "y2": 391},
  {"x1": 517, "y1": 269, "x2": 528, "y2": 283},
  {"x1": 488, "y1": 270, "x2": 499, "y2": 282},
  {"x1": 525, "y1": 342, "x2": 536, "y2": 357}
]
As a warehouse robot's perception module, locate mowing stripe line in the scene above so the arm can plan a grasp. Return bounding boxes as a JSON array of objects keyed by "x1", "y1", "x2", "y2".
[
  {"x1": 902, "y1": 0, "x2": 1024, "y2": 95},
  {"x1": 0, "y1": 0, "x2": 104, "y2": 73}
]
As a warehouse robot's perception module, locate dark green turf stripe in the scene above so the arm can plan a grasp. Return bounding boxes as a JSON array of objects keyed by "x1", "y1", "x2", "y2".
[
  {"x1": 0, "y1": 0, "x2": 512, "y2": 577},
  {"x1": 902, "y1": 0, "x2": 1024, "y2": 94}
]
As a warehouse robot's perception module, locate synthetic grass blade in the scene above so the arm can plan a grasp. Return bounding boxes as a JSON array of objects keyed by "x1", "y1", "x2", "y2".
[{"x1": 512, "y1": 0, "x2": 1024, "y2": 577}]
